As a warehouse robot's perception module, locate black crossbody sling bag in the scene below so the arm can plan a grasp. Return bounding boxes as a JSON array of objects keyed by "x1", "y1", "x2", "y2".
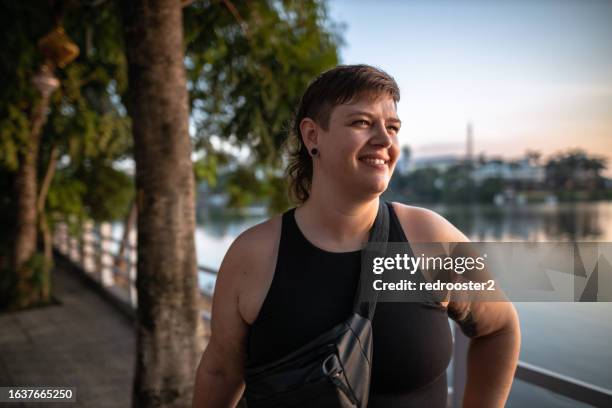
[{"x1": 244, "y1": 200, "x2": 390, "y2": 408}]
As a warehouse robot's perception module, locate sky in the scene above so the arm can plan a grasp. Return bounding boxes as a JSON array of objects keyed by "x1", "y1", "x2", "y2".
[{"x1": 327, "y1": 0, "x2": 612, "y2": 175}]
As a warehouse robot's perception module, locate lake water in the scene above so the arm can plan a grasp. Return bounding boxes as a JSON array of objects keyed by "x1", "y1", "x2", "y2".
[{"x1": 192, "y1": 201, "x2": 612, "y2": 406}]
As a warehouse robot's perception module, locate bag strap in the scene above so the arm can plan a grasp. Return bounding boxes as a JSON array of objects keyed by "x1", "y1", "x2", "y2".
[{"x1": 353, "y1": 199, "x2": 390, "y2": 320}]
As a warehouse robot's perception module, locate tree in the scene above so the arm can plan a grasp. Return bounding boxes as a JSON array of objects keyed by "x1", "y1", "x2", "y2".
[
  {"x1": 0, "y1": 1, "x2": 56, "y2": 308},
  {"x1": 185, "y1": 0, "x2": 341, "y2": 210},
  {"x1": 121, "y1": 1, "x2": 203, "y2": 406},
  {"x1": 0, "y1": 1, "x2": 133, "y2": 310},
  {"x1": 2, "y1": 0, "x2": 343, "y2": 404},
  {"x1": 390, "y1": 166, "x2": 443, "y2": 203},
  {"x1": 545, "y1": 149, "x2": 607, "y2": 191}
]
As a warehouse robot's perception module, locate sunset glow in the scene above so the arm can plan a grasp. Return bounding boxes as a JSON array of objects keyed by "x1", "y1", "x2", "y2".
[{"x1": 329, "y1": 0, "x2": 612, "y2": 175}]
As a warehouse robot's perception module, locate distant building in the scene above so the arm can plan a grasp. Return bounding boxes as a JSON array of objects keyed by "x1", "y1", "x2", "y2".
[
  {"x1": 409, "y1": 155, "x2": 462, "y2": 173},
  {"x1": 472, "y1": 158, "x2": 545, "y2": 185}
]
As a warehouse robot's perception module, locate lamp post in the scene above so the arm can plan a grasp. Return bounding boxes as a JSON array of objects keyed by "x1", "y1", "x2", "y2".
[
  {"x1": 31, "y1": 65, "x2": 60, "y2": 97},
  {"x1": 11, "y1": 26, "x2": 78, "y2": 308},
  {"x1": 28, "y1": 64, "x2": 60, "y2": 151}
]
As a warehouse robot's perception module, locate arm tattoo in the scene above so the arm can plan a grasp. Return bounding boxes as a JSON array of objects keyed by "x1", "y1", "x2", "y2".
[{"x1": 447, "y1": 303, "x2": 478, "y2": 338}]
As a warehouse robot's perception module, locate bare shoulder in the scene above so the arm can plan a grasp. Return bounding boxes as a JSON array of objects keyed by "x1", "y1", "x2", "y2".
[
  {"x1": 217, "y1": 214, "x2": 282, "y2": 325},
  {"x1": 204, "y1": 215, "x2": 282, "y2": 377},
  {"x1": 390, "y1": 201, "x2": 469, "y2": 243},
  {"x1": 224, "y1": 215, "x2": 282, "y2": 271}
]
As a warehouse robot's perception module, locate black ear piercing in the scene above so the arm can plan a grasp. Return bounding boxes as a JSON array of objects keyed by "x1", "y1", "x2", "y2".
[{"x1": 310, "y1": 147, "x2": 319, "y2": 156}]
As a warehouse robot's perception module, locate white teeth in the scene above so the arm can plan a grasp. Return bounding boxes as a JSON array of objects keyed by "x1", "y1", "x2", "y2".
[
  {"x1": 360, "y1": 157, "x2": 386, "y2": 165},
  {"x1": 360, "y1": 158, "x2": 386, "y2": 165}
]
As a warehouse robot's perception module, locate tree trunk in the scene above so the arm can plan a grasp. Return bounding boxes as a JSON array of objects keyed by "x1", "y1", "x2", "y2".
[
  {"x1": 122, "y1": 1, "x2": 204, "y2": 407},
  {"x1": 11, "y1": 91, "x2": 51, "y2": 308},
  {"x1": 38, "y1": 144, "x2": 59, "y2": 275}
]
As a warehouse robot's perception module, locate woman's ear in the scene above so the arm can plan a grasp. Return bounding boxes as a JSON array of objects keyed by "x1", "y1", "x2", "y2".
[{"x1": 299, "y1": 117, "x2": 319, "y2": 152}]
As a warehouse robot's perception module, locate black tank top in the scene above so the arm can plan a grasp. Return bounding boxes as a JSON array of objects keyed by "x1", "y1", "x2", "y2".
[{"x1": 246, "y1": 202, "x2": 453, "y2": 407}]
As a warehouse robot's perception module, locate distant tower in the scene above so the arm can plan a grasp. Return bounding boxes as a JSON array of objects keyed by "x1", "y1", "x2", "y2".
[{"x1": 466, "y1": 122, "x2": 474, "y2": 164}]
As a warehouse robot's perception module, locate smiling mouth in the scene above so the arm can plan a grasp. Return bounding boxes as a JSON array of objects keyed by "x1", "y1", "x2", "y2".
[{"x1": 359, "y1": 157, "x2": 389, "y2": 166}]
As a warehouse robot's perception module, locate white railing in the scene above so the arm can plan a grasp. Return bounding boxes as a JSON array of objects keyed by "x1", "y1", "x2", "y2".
[
  {"x1": 53, "y1": 220, "x2": 139, "y2": 308},
  {"x1": 52, "y1": 220, "x2": 215, "y2": 319}
]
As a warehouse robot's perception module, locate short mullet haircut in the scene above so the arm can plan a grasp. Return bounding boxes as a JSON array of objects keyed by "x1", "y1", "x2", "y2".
[{"x1": 286, "y1": 64, "x2": 400, "y2": 204}]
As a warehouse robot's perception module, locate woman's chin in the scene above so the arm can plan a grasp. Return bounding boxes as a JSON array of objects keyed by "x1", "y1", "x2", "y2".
[
  {"x1": 357, "y1": 178, "x2": 389, "y2": 196},
  {"x1": 333, "y1": 172, "x2": 389, "y2": 197}
]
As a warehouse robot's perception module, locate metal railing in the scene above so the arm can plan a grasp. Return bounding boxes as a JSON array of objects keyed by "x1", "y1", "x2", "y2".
[
  {"x1": 449, "y1": 319, "x2": 611, "y2": 407},
  {"x1": 515, "y1": 360, "x2": 612, "y2": 407},
  {"x1": 53, "y1": 221, "x2": 612, "y2": 407},
  {"x1": 52, "y1": 220, "x2": 216, "y2": 321}
]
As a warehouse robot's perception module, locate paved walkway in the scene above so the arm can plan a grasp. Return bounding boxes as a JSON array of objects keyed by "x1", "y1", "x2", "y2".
[{"x1": 0, "y1": 260, "x2": 135, "y2": 407}]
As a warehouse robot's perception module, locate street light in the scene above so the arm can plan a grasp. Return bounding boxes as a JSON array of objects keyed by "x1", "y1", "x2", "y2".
[
  {"x1": 31, "y1": 64, "x2": 59, "y2": 97},
  {"x1": 38, "y1": 26, "x2": 79, "y2": 69},
  {"x1": 12, "y1": 25, "x2": 80, "y2": 306},
  {"x1": 32, "y1": 25, "x2": 79, "y2": 97}
]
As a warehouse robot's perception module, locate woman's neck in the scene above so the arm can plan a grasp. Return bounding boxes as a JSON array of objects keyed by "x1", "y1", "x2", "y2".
[{"x1": 295, "y1": 188, "x2": 380, "y2": 251}]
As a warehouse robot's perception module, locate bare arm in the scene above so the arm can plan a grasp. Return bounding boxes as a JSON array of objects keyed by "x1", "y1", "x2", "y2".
[
  {"x1": 432, "y1": 214, "x2": 521, "y2": 407},
  {"x1": 441, "y1": 234, "x2": 520, "y2": 407},
  {"x1": 460, "y1": 301, "x2": 521, "y2": 408},
  {"x1": 393, "y1": 203, "x2": 521, "y2": 407},
  {"x1": 192, "y1": 217, "x2": 279, "y2": 408},
  {"x1": 192, "y1": 236, "x2": 250, "y2": 408}
]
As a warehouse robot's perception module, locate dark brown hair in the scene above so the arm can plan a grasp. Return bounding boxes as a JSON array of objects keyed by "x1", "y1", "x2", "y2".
[{"x1": 285, "y1": 64, "x2": 400, "y2": 204}]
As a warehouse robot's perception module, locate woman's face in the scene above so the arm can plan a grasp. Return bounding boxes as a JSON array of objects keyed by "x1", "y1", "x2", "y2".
[{"x1": 315, "y1": 94, "x2": 401, "y2": 197}]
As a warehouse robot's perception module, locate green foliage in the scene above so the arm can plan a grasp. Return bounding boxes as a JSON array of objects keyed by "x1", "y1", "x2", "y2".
[
  {"x1": 2, "y1": 0, "x2": 343, "y2": 229},
  {"x1": 263, "y1": 175, "x2": 291, "y2": 214},
  {"x1": 545, "y1": 148, "x2": 607, "y2": 191},
  {"x1": 194, "y1": 156, "x2": 219, "y2": 188},
  {"x1": 0, "y1": 0, "x2": 343, "y2": 310},
  {"x1": 46, "y1": 170, "x2": 87, "y2": 221},
  {"x1": 206, "y1": 165, "x2": 291, "y2": 213},
  {"x1": 441, "y1": 164, "x2": 476, "y2": 203},
  {"x1": 391, "y1": 148, "x2": 610, "y2": 204},
  {"x1": 225, "y1": 166, "x2": 265, "y2": 207},
  {"x1": 0, "y1": 1, "x2": 50, "y2": 171},
  {"x1": 390, "y1": 167, "x2": 443, "y2": 203},
  {"x1": 46, "y1": 163, "x2": 133, "y2": 225},
  {"x1": 0, "y1": 252, "x2": 52, "y2": 310},
  {"x1": 193, "y1": 140, "x2": 232, "y2": 187},
  {"x1": 185, "y1": 0, "x2": 342, "y2": 203},
  {"x1": 1, "y1": 1, "x2": 133, "y2": 228},
  {"x1": 0, "y1": 106, "x2": 31, "y2": 171},
  {"x1": 476, "y1": 177, "x2": 504, "y2": 203},
  {"x1": 25, "y1": 252, "x2": 52, "y2": 292}
]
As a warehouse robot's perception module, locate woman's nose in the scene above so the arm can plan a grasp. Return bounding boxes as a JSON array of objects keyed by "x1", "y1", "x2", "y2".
[{"x1": 370, "y1": 121, "x2": 393, "y2": 147}]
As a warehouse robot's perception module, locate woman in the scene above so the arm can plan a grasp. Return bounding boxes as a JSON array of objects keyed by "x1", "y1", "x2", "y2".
[{"x1": 192, "y1": 65, "x2": 520, "y2": 407}]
